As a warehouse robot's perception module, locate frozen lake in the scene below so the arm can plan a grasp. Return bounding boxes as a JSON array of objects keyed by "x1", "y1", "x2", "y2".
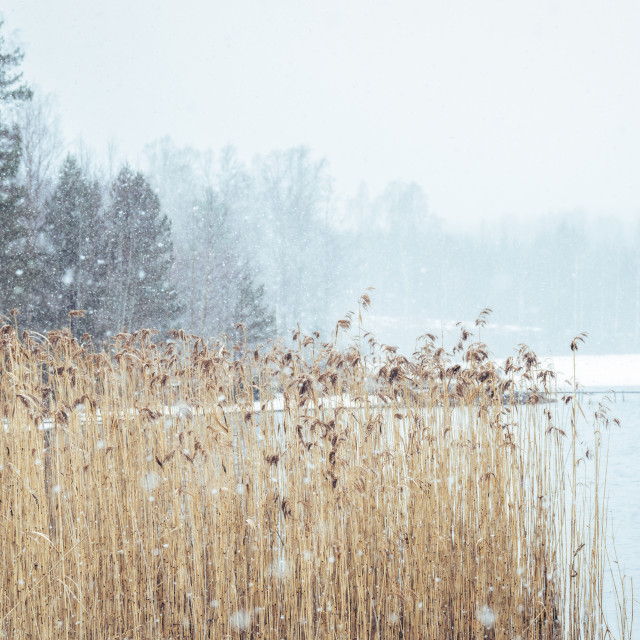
[
  {"x1": 548, "y1": 355, "x2": 639, "y2": 639},
  {"x1": 581, "y1": 391, "x2": 639, "y2": 639}
]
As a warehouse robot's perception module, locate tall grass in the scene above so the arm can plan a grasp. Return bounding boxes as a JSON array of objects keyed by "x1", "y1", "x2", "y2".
[{"x1": 0, "y1": 305, "x2": 631, "y2": 638}]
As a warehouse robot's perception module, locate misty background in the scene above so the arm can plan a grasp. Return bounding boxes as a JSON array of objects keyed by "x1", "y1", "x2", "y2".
[{"x1": 1, "y1": 2, "x2": 639, "y2": 358}]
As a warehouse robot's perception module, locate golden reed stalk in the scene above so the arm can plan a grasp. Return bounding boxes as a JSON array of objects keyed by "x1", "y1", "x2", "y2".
[{"x1": 0, "y1": 305, "x2": 631, "y2": 639}]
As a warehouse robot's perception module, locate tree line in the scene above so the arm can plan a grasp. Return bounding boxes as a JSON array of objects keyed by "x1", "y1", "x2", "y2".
[
  {"x1": 0, "y1": 24, "x2": 278, "y2": 343},
  {"x1": 2, "y1": 19, "x2": 640, "y2": 355}
]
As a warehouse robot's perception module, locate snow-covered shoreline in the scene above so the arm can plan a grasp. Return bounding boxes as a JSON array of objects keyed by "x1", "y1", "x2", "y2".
[{"x1": 542, "y1": 353, "x2": 640, "y2": 389}]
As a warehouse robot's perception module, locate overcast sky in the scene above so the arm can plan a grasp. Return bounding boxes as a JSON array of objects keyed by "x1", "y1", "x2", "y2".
[{"x1": 3, "y1": 0, "x2": 640, "y2": 226}]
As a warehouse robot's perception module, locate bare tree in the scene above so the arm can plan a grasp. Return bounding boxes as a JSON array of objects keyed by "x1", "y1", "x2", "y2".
[
  {"x1": 251, "y1": 146, "x2": 333, "y2": 335},
  {"x1": 17, "y1": 92, "x2": 64, "y2": 231}
]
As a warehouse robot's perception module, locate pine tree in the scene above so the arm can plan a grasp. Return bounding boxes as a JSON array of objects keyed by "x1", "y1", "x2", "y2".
[
  {"x1": 232, "y1": 265, "x2": 276, "y2": 345},
  {"x1": 181, "y1": 183, "x2": 276, "y2": 343},
  {"x1": 103, "y1": 165, "x2": 181, "y2": 334},
  {"x1": 0, "y1": 20, "x2": 34, "y2": 318},
  {"x1": 42, "y1": 155, "x2": 104, "y2": 333}
]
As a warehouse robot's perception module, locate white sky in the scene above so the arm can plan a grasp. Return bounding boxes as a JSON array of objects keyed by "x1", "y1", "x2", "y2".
[{"x1": 3, "y1": 0, "x2": 640, "y2": 226}]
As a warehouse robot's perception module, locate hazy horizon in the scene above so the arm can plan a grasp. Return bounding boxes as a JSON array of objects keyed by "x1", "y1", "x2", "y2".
[
  {"x1": 2, "y1": 2, "x2": 640, "y2": 362},
  {"x1": 3, "y1": 1, "x2": 640, "y2": 229}
]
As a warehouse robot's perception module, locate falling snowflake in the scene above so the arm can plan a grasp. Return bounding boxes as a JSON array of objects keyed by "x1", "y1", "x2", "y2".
[
  {"x1": 478, "y1": 605, "x2": 496, "y2": 628},
  {"x1": 62, "y1": 268, "x2": 75, "y2": 286},
  {"x1": 229, "y1": 609, "x2": 251, "y2": 631},
  {"x1": 142, "y1": 472, "x2": 161, "y2": 491}
]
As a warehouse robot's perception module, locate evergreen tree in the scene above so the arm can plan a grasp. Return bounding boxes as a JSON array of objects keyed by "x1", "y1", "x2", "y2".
[
  {"x1": 182, "y1": 183, "x2": 276, "y2": 342},
  {"x1": 232, "y1": 265, "x2": 276, "y2": 345},
  {"x1": 0, "y1": 21, "x2": 34, "y2": 317},
  {"x1": 43, "y1": 155, "x2": 104, "y2": 333},
  {"x1": 144, "y1": 141, "x2": 276, "y2": 342},
  {"x1": 103, "y1": 165, "x2": 181, "y2": 334},
  {"x1": 187, "y1": 186, "x2": 237, "y2": 335}
]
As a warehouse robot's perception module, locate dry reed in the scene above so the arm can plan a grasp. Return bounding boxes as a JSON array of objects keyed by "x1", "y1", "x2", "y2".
[{"x1": 0, "y1": 306, "x2": 631, "y2": 639}]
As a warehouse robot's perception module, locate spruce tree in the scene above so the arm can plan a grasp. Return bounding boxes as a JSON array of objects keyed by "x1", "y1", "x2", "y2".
[
  {"x1": 103, "y1": 165, "x2": 181, "y2": 334},
  {"x1": 232, "y1": 265, "x2": 276, "y2": 345},
  {"x1": 43, "y1": 155, "x2": 104, "y2": 333},
  {"x1": 0, "y1": 21, "x2": 34, "y2": 317},
  {"x1": 183, "y1": 184, "x2": 275, "y2": 343}
]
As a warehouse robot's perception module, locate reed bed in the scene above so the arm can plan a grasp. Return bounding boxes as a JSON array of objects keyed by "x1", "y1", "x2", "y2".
[{"x1": 0, "y1": 305, "x2": 629, "y2": 639}]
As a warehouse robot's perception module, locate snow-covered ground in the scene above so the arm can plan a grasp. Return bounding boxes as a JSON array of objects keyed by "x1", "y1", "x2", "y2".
[{"x1": 544, "y1": 353, "x2": 640, "y2": 390}]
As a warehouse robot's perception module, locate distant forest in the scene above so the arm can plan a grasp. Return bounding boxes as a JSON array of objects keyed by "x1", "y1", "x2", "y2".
[{"x1": 1, "y1": 21, "x2": 639, "y2": 354}]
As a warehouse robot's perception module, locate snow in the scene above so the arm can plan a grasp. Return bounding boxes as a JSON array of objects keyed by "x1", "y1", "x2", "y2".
[
  {"x1": 544, "y1": 354, "x2": 640, "y2": 389},
  {"x1": 61, "y1": 267, "x2": 75, "y2": 286},
  {"x1": 477, "y1": 605, "x2": 496, "y2": 628}
]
